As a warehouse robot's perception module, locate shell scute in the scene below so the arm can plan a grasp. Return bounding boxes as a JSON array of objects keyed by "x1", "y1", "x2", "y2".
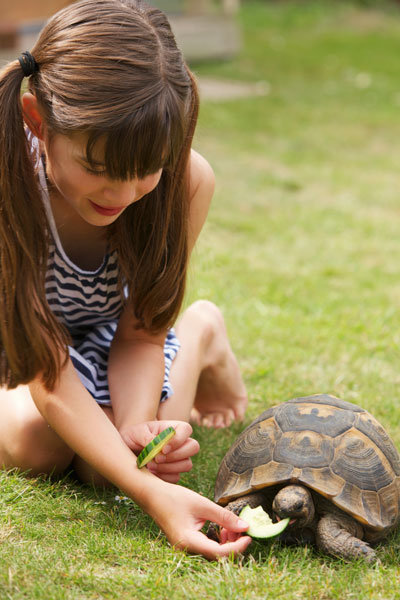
[
  {"x1": 223, "y1": 417, "x2": 280, "y2": 475},
  {"x1": 356, "y1": 412, "x2": 400, "y2": 476},
  {"x1": 214, "y1": 460, "x2": 253, "y2": 504},
  {"x1": 274, "y1": 401, "x2": 355, "y2": 437},
  {"x1": 274, "y1": 430, "x2": 334, "y2": 469},
  {"x1": 214, "y1": 417, "x2": 281, "y2": 503},
  {"x1": 361, "y1": 490, "x2": 383, "y2": 531},
  {"x1": 334, "y1": 482, "x2": 373, "y2": 526},
  {"x1": 332, "y1": 429, "x2": 394, "y2": 492},
  {"x1": 250, "y1": 461, "x2": 294, "y2": 490},
  {"x1": 375, "y1": 479, "x2": 400, "y2": 529},
  {"x1": 300, "y1": 467, "x2": 345, "y2": 498},
  {"x1": 288, "y1": 394, "x2": 364, "y2": 413}
]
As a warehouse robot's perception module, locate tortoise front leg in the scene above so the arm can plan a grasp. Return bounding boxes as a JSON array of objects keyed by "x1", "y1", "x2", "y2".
[
  {"x1": 207, "y1": 491, "x2": 266, "y2": 541},
  {"x1": 316, "y1": 513, "x2": 377, "y2": 563},
  {"x1": 224, "y1": 491, "x2": 267, "y2": 515}
]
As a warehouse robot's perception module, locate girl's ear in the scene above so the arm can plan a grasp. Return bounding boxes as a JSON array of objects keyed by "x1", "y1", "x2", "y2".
[{"x1": 21, "y1": 93, "x2": 45, "y2": 140}]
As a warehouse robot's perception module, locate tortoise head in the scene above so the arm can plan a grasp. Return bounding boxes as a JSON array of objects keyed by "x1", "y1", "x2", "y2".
[{"x1": 272, "y1": 485, "x2": 315, "y2": 528}]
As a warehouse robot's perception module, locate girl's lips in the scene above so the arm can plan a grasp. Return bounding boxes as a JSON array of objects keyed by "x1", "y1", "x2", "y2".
[{"x1": 89, "y1": 200, "x2": 124, "y2": 216}]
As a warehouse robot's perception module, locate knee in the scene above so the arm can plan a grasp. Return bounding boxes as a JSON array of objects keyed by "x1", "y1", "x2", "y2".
[
  {"x1": 184, "y1": 300, "x2": 230, "y2": 368},
  {"x1": 185, "y1": 300, "x2": 226, "y2": 345},
  {"x1": 6, "y1": 413, "x2": 73, "y2": 475}
]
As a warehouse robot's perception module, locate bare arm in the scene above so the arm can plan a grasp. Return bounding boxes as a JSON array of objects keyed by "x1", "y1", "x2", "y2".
[
  {"x1": 108, "y1": 322, "x2": 166, "y2": 428},
  {"x1": 186, "y1": 149, "x2": 215, "y2": 255}
]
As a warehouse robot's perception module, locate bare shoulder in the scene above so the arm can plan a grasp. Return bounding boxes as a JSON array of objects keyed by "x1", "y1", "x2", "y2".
[
  {"x1": 187, "y1": 149, "x2": 215, "y2": 252},
  {"x1": 188, "y1": 149, "x2": 215, "y2": 200}
]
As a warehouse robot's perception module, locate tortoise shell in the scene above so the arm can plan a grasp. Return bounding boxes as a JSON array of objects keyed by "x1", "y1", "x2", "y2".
[{"x1": 215, "y1": 394, "x2": 400, "y2": 533}]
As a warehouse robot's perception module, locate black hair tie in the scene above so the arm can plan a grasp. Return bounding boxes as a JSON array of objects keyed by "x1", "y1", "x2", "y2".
[{"x1": 18, "y1": 51, "x2": 39, "y2": 77}]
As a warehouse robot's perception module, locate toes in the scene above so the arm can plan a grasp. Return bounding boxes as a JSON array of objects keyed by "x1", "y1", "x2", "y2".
[
  {"x1": 192, "y1": 404, "x2": 246, "y2": 429},
  {"x1": 234, "y1": 397, "x2": 248, "y2": 422},
  {"x1": 202, "y1": 413, "x2": 220, "y2": 428},
  {"x1": 199, "y1": 411, "x2": 233, "y2": 429},
  {"x1": 224, "y1": 409, "x2": 236, "y2": 427},
  {"x1": 190, "y1": 408, "x2": 202, "y2": 426},
  {"x1": 200, "y1": 415, "x2": 213, "y2": 428},
  {"x1": 212, "y1": 414, "x2": 225, "y2": 428}
]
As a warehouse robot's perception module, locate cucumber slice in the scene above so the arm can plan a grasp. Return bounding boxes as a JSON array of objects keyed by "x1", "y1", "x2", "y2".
[
  {"x1": 136, "y1": 426, "x2": 176, "y2": 468},
  {"x1": 239, "y1": 505, "x2": 290, "y2": 539}
]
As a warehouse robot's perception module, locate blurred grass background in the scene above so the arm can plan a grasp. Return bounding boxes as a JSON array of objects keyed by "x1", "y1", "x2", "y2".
[
  {"x1": 2, "y1": 1, "x2": 400, "y2": 597},
  {"x1": 191, "y1": 0, "x2": 400, "y2": 435}
]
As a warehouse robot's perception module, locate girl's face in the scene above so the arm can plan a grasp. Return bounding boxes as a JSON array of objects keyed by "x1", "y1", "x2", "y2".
[{"x1": 43, "y1": 132, "x2": 163, "y2": 226}]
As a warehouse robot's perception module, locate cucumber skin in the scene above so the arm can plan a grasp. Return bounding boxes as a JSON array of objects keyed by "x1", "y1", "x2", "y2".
[
  {"x1": 239, "y1": 505, "x2": 290, "y2": 539},
  {"x1": 136, "y1": 427, "x2": 176, "y2": 468}
]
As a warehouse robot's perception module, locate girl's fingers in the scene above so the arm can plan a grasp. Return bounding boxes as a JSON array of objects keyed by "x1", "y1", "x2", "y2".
[
  {"x1": 154, "y1": 438, "x2": 199, "y2": 463},
  {"x1": 162, "y1": 421, "x2": 195, "y2": 450},
  {"x1": 155, "y1": 472, "x2": 181, "y2": 484},
  {"x1": 148, "y1": 458, "x2": 193, "y2": 474},
  {"x1": 220, "y1": 528, "x2": 242, "y2": 544},
  {"x1": 204, "y1": 502, "x2": 249, "y2": 534},
  {"x1": 175, "y1": 530, "x2": 252, "y2": 560},
  {"x1": 121, "y1": 421, "x2": 196, "y2": 455}
]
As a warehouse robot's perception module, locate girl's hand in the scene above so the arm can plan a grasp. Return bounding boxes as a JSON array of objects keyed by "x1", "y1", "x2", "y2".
[
  {"x1": 120, "y1": 420, "x2": 199, "y2": 483},
  {"x1": 146, "y1": 481, "x2": 252, "y2": 560}
]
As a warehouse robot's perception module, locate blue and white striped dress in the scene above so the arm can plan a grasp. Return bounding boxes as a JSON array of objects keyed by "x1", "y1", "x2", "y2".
[{"x1": 31, "y1": 133, "x2": 180, "y2": 406}]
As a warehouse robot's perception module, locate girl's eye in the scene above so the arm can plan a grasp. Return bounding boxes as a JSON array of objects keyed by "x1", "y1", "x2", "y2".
[{"x1": 82, "y1": 165, "x2": 107, "y2": 177}]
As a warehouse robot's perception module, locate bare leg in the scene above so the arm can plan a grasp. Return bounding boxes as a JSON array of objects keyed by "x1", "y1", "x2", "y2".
[
  {"x1": 0, "y1": 384, "x2": 113, "y2": 487},
  {"x1": 158, "y1": 300, "x2": 248, "y2": 428},
  {"x1": 0, "y1": 385, "x2": 74, "y2": 476}
]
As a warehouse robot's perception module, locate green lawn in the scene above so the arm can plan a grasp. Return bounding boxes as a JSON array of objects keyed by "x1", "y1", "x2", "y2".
[{"x1": 3, "y1": 1, "x2": 400, "y2": 597}]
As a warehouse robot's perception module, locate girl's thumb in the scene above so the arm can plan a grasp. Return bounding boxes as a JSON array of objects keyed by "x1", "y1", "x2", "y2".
[{"x1": 212, "y1": 504, "x2": 249, "y2": 532}]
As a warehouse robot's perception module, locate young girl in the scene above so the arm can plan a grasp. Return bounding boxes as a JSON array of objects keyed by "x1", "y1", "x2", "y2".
[{"x1": 0, "y1": 0, "x2": 251, "y2": 558}]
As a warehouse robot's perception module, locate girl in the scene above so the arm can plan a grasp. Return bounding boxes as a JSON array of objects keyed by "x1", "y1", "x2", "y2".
[{"x1": 0, "y1": 0, "x2": 250, "y2": 558}]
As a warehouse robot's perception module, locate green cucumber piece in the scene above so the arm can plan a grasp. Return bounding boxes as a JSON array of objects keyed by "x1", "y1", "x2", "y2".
[
  {"x1": 239, "y1": 505, "x2": 290, "y2": 539},
  {"x1": 136, "y1": 426, "x2": 176, "y2": 468}
]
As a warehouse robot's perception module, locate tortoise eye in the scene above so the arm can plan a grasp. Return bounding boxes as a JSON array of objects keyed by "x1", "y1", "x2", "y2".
[{"x1": 293, "y1": 500, "x2": 304, "y2": 511}]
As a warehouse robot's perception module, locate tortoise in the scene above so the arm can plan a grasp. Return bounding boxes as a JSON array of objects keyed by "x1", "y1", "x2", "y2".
[{"x1": 209, "y1": 394, "x2": 400, "y2": 562}]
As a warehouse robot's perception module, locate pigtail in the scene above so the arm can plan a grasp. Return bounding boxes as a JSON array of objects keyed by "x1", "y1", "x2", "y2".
[{"x1": 0, "y1": 61, "x2": 68, "y2": 389}]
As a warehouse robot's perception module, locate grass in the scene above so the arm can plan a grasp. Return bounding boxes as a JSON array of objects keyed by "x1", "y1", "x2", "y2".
[{"x1": 3, "y1": 0, "x2": 400, "y2": 597}]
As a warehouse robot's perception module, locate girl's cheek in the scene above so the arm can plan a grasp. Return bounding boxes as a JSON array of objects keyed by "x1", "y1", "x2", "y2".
[{"x1": 141, "y1": 171, "x2": 162, "y2": 194}]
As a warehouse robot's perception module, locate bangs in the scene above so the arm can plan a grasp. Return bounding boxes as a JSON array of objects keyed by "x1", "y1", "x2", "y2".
[{"x1": 84, "y1": 90, "x2": 186, "y2": 181}]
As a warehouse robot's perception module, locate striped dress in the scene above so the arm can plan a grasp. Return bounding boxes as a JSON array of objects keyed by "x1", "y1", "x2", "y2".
[{"x1": 30, "y1": 132, "x2": 180, "y2": 406}]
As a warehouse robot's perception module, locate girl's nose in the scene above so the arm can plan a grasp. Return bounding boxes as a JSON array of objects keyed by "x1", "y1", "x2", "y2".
[{"x1": 102, "y1": 179, "x2": 136, "y2": 207}]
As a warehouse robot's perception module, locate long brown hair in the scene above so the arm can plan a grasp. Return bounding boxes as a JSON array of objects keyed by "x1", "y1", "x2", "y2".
[{"x1": 0, "y1": 0, "x2": 199, "y2": 389}]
